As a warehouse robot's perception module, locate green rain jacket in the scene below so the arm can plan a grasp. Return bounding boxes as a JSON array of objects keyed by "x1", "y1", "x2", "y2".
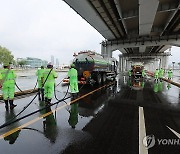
[
  {"x1": 168, "y1": 70, "x2": 173, "y2": 78},
  {"x1": 159, "y1": 69, "x2": 164, "y2": 78},
  {"x1": 0, "y1": 69, "x2": 16, "y2": 86},
  {"x1": 142, "y1": 69, "x2": 145, "y2": 77},
  {"x1": 36, "y1": 69, "x2": 45, "y2": 81},
  {"x1": 154, "y1": 70, "x2": 159, "y2": 76},
  {"x1": 43, "y1": 69, "x2": 58, "y2": 84},
  {"x1": 68, "y1": 68, "x2": 78, "y2": 82}
]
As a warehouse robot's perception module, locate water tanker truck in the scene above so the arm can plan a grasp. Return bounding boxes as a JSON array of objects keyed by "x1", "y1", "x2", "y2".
[{"x1": 64, "y1": 51, "x2": 118, "y2": 85}]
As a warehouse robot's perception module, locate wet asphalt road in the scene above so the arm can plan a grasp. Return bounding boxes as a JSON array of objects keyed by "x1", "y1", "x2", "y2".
[{"x1": 0, "y1": 72, "x2": 179, "y2": 154}]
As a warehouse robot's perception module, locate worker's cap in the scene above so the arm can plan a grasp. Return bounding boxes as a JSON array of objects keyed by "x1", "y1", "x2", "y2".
[
  {"x1": 71, "y1": 64, "x2": 75, "y2": 68},
  {"x1": 47, "y1": 62, "x2": 53, "y2": 68}
]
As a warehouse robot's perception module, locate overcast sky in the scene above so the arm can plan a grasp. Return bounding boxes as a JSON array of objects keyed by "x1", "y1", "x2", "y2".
[{"x1": 0, "y1": 0, "x2": 179, "y2": 65}]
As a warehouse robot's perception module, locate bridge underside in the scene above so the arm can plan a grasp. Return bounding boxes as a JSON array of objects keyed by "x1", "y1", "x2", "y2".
[{"x1": 64, "y1": 0, "x2": 180, "y2": 69}]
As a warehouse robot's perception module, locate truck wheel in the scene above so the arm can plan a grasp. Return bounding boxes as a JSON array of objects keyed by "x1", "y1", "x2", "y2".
[
  {"x1": 96, "y1": 74, "x2": 102, "y2": 84},
  {"x1": 102, "y1": 73, "x2": 106, "y2": 83}
]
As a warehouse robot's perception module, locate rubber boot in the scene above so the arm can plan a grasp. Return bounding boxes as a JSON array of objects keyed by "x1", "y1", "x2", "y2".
[
  {"x1": 45, "y1": 97, "x2": 49, "y2": 106},
  {"x1": 41, "y1": 88, "x2": 44, "y2": 101},
  {"x1": 38, "y1": 88, "x2": 41, "y2": 101},
  {"x1": 48, "y1": 99, "x2": 52, "y2": 105},
  {"x1": 74, "y1": 93, "x2": 78, "y2": 99},
  {"x1": 9, "y1": 100, "x2": 17, "y2": 110},
  {"x1": 72, "y1": 93, "x2": 78, "y2": 100},
  {"x1": 4, "y1": 100, "x2": 9, "y2": 111}
]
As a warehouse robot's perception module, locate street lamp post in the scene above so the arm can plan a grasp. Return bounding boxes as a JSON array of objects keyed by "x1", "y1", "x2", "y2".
[{"x1": 172, "y1": 62, "x2": 175, "y2": 71}]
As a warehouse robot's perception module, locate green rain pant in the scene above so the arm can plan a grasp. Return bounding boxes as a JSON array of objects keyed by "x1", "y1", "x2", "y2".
[
  {"x1": 168, "y1": 74, "x2": 172, "y2": 79},
  {"x1": 154, "y1": 74, "x2": 158, "y2": 79},
  {"x1": 70, "y1": 80, "x2": 79, "y2": 93},
  {"x1": 38, "y1": 80, "x2": 43, "y2": 88},
  {"x1": 159, "y1": 74, "x2": 163, "y2": 78},
  {"x1": 44, "y1": 82, "x2": 54, "y2": 99},
  {"x1": 2, "y1": 84, "x2": 15, "y2": 100},
  {"x1": 142, "y1": 72, "x2": 145, "y2": 78},
  {"x1": 128, "y1": 72, "x2": 131, "y2": 77}
]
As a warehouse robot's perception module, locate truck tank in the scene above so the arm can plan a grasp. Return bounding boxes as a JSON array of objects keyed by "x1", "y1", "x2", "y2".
[{"x1": 72, "y1": 51, "x2": 117, "y2": 84}]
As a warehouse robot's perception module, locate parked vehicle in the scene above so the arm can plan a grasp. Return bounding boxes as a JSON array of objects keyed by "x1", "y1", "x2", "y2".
[
  {"x1": 131, "y1": 65, "x2": 144, "y2": 78},
  {"x1": 64, "y1": 51, "x2": 118, "y2": 84}
]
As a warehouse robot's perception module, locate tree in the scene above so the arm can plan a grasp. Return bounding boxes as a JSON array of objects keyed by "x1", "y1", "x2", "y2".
[
  {"x1": 17, "y1": 60, "x2": 26, "y2": 68},
  {"x1": 0, "y1": 46, "x2": 14, "y2": 65}
]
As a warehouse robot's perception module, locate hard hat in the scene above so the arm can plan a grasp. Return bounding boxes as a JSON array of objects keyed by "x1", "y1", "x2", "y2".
[
  {"x1": 47, "y1": 62, "x2": 53, "y2": 68},
  {"x1": 71, "y1": 64, "x2": 75, "y2": 68}
]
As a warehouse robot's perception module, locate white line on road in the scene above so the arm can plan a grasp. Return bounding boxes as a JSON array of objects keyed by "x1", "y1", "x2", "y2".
[
  {"x1": 167, "y1": 126, "x2": 180, "y2": 138},
  {"x1": 139, "y1": 107, "x2": 148, "y2": 154}
]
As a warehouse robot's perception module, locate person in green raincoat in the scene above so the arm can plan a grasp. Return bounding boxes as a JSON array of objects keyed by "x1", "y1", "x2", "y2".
[
  {"x1": 167, "y1": 69, "x2": 173, "y2": 80},
  {"x1": 36, "y1": 66, "x2": 45, "y2": 101},
  {"x1": 0, "y1": 63, "x2": 17, "y2": 110},
  {"x1": 42, "y1": 63, "x2": 58, "y2": 105},
  {"x1": 154, "y1": 69, "x2": 159, "y2": 81},
  {"x1": 142, "y1": 69, "x2": 145, "y2": 78},
  {"x1": 68, "y1": 103, "x2": 79, "y2": 129},
  {"x1": 128, "y1": 69, "x2": 132, "y2": 77},
  {"x1": 68, "y1": 64, "x2": 79, "y2": 97},
  {"x1": 159, "y1": 68, "x2": 164, "y2": 79}
]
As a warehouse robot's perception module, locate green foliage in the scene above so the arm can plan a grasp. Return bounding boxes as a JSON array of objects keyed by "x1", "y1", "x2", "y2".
[
  {"x1": 0, "y1": 46, "x2": 14, "y2": 65},
  {"x1": 17, "y1": 60, "x2": 26, "y2": 67}
]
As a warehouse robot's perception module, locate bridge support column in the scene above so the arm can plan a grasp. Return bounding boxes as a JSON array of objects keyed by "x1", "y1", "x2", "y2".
[
  {"x1": 101, "y1": 43, "x2": 107, "y2": 57},
  {"x1": 106, "y1": 45, "x2": 112, "y2": 58},
  {"x1": 123, "y1": 57, "x2": 126, "y2": 72},
  {"x1": 121, "y1": 57, "x2": 124, "y2": 72},
  {"x1": 120, "y1": 56, "x2": 124, "y2": 72},
  {"x1": 154, "y1": 59, "x2": 159, "y2": 70},
  {"x1": 119, "y1": 56, "x2": 122, "y2": 72},
  {"x1": 101, "y1": 42, "x2": 112, "y2": 58},
  {"x1": 125, "y1": 59, "x2": 128, "y2": 71}
]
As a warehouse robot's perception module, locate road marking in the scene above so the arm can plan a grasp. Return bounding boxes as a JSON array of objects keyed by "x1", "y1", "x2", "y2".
[
  {"x1": 167, "y1": 126, "x2": 180, "y2": 138},
  {"x1": 139, "y1": 107, "x2": 148, "y2": 154},
  {"x1": 0, "y1": 82, "x2": 114, "y2": 139}
]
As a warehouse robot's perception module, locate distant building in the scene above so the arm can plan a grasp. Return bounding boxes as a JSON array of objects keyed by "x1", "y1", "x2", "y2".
[
  {"x1": 17, "y1": 57, "x2": 48, "y2": 68},
  {"x1": 51, "y1": 55, "x2": 54, "y2": 65},
  {"x1": 56, "y1": 58, "x2": 59, "y2": 68}
]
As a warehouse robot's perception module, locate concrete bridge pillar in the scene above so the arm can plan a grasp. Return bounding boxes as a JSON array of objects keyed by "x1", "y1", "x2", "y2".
[
  {"x1": 121, "y1": 57, "x2": 124, "y2": 72},
  {"x1": 126, "y1": 59, "x2": 130, "y2": 71},
  {"x1": 154, "y1": 59, "x2": 159, "y2": 70},
  {"x1": 121, "y1": 56, "x2": 124, "y2": 72},
  {"x1": 164, "y1": 56, "x2": 169, "y2": 70},
  {"x1": 119, "y1": 56, "x2": 122, "y2": 72},
  {"x1": 101, "y1": 43, "x2": 112, "y2": 58},
  {"x1": 106, "y1": 45, "x2": 112, "y2": 58},
  {"x1": 101, "y1": 43, "x2": 107, "y2": 57}
]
